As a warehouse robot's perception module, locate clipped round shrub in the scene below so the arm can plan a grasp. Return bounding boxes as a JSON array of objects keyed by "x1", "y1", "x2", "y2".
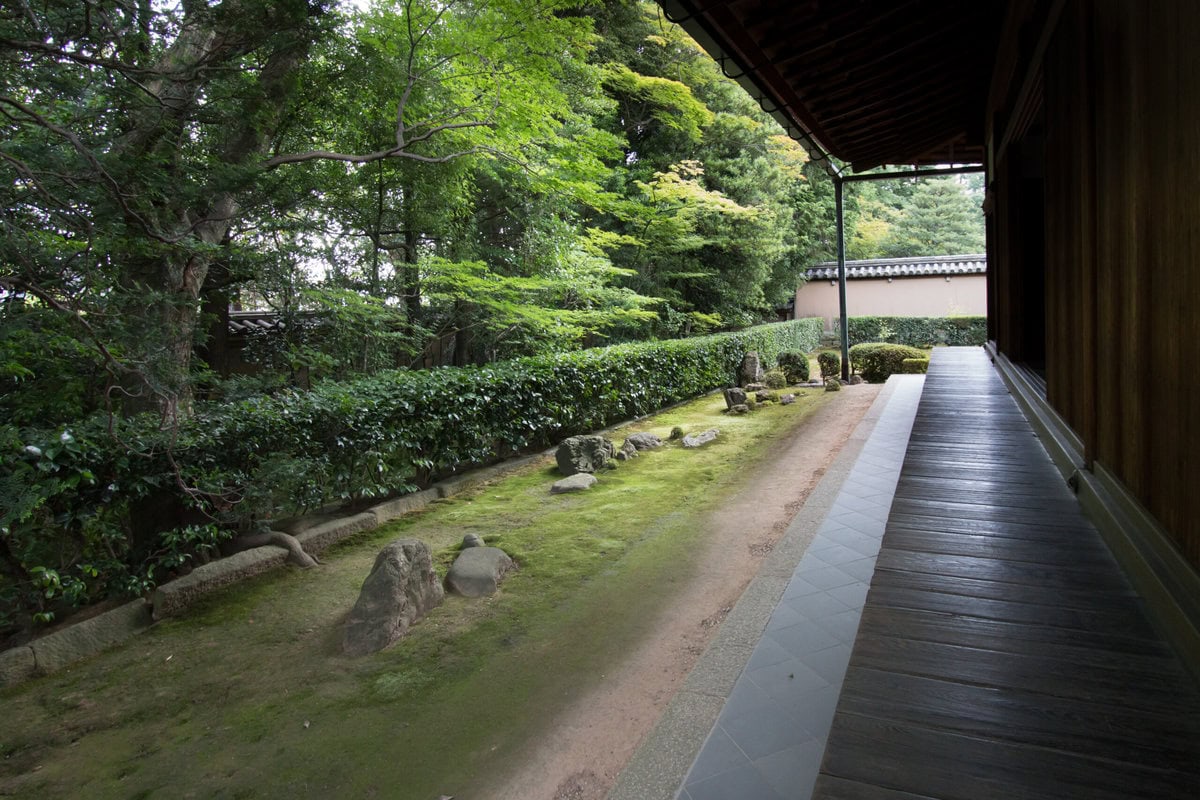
[
  {"x1": 824, "y1": 378, "x2": 841, "y2": 392},
  {"x1": 900, "y1": 357, "x2": 930, "y2": 375},
  {"x1": 669, "y1": 426, "x2": 685, "y2": 440},
  {"x1": 763, "y1": 368, "x2": 787, "y2": 389},
  {"x1": 817, "y1": 351, "x2": 840, "y2": 381},
  {"x1": 776, "y1": 351, "x2": 810, "y2": 384},
  {"x1": 849, "y1": 343, "x2": 926, "y2": 383}
]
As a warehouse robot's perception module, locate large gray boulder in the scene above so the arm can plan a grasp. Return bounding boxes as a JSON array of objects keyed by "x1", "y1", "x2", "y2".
[
  {"x1": 445, "y1": 547, "x2": 515, "y2": 598},
  {"x1": 739, "y1": 352, "x2": 764, "y2": 386},
  {"x1": 723, "y1": 387, "x2": 747, "y2": 410},
  {"x1": 682, "y1": 428, "x2": 720, "y2": 448},
  {"x1": 556, "y1": 435, "x2": 616, "y2": 475},
  {"x1": 625, "y1": 432, "x2": 664, "y2": 451},
  {"x1": 343, "y1": 539, "x2": 444, "y2": 657}
]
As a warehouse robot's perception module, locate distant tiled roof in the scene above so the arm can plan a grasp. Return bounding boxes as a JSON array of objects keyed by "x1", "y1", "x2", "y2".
[
  {"x1": 227, "y1": 311, "x2": 288, "y2": 335},
  {"x1": 804, "y1": 254, "x2": 986, "y2": 281}
]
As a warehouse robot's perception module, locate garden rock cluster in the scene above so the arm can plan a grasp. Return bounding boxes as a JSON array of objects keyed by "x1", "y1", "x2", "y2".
[
  {"x1": 445, "y1": 546, "x2": 515, "y2": 598},
  {"x1": 343, "y1": 538, "x2": 444, "y2": 657}
]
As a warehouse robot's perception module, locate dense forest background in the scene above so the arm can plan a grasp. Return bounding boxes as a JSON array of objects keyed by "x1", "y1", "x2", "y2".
[{"x1": 1, "y1": 0, "x2": 983, "y2": 425}]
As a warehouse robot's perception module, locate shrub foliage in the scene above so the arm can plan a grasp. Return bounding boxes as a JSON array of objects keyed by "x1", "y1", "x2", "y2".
[
  {"x1": 837, "y1": 316, "x2": 986, "y2": 348},
  {"x1": 816, "y1": 351, "x2": 841, "y2": 381},
  {"x1": 775, "y1": 352, "x2": 810, "y2": 384},
  {"x1": 849, "y1": 343, "x2": 927, "y2": 383},
  {"x1": 1, "y1": 319, "x2": 822, "y2": 631}
]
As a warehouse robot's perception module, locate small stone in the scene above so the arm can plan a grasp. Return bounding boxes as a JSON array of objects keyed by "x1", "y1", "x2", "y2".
[
  {"x1": 723, "y1": 387, "x2": 747, "y2": 410},
  {"x1": 462, "y1": 533, "x2": 484, "y2": 549},
  {"x1": 780, "y1": 394, "x2": 796, "y2": 405},
  {"x1": 551, "y1": 473, "x2": 598, "y2": 493},
  {"x1": 755, "y1": 390, "x2": 769, "y2": 403},
  {"x1": 848, "y1": 375, "x2": 864, "y2": 385},
  {"x1": 731, "y1": 404, "x2": 749, "y2": 414},
  {"x1": 682, "y1": 429, "x2": 720, "y2": 448},
  {"x1": 619, "y1": 439, "x2": 639, "y2": 460},
  {"x1": 745, "y1": 382, "x2": 767, "y2": 392}
]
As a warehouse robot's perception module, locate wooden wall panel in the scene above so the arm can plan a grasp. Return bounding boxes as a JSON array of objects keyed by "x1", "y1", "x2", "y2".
[
  {"x1": 1033, "y1": 0, "x2": 1200, "y2": 568},
  {"x1": 1043, "y1": 3, "x2": 1094, "y2": 460}
]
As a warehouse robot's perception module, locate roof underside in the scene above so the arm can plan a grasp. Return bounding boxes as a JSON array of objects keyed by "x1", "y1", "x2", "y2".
[{"x1": 659, "y1": 0, "x2": 1005, "y2": 171}]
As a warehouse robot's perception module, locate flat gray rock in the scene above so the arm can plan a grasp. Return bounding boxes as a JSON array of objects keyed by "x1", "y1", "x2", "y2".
[
  {"x1": 625, "y1": 432, "x2": 663, "y2": 450},
  {"x1": 552, "y1": 473, "x2": 598, "y2": 493},
  {"x1": 343, "y1": 538, "x2": 443, "y2": 656},
  {"x1": 780, "y1": 393, "x2": 796, "y2": 405},
  {"x1": 462, "y1": 533, "x2": 484, "y2": 548},
  {"x1": 682, "y1": 428, "x2": 720, "y2": 448},
  {"x1": 445, "y1": 547, "x2": 515, "y2": 598}
]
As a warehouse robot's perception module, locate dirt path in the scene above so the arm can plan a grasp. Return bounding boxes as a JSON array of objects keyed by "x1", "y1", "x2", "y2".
[{"x1": 492, "y1": 384, "x2": 882, "y2": 800}]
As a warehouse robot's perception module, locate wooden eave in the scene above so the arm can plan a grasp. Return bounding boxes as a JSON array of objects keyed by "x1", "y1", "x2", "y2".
[{"x1": 658, "y1": 0, "x2": 1005, "y2": 171}]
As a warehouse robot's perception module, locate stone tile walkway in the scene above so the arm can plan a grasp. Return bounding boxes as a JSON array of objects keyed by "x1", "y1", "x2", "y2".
[
  {"x1": 676, "y1": 376, "x2": 923, "y2": 800},
  {"x1": 607, "y1": 374, "x2": 924, "y2": 800}
]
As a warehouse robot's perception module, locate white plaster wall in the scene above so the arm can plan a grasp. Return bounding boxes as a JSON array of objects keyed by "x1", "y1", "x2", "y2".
[{"x1": 794, "y1": 274, "x2": 987, "y2": 330}]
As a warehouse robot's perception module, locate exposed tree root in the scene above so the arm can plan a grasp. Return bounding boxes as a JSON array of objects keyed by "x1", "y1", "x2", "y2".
[{"x1": 229, "y1": 531, "x2": 320, "y2": 568}]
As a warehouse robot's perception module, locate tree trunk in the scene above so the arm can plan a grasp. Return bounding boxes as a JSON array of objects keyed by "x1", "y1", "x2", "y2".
[{"x1": 112, "y1": 7, "x2": 319, "y2": 417}]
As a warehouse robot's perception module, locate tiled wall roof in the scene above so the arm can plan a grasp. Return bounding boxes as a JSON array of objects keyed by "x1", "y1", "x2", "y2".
[{"x1": 804, "y1": 254, "x2": 986, "y2": 281}]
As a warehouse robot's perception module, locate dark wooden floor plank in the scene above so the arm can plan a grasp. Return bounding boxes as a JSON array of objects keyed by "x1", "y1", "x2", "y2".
[
  {"x1": 882, "y1": 528, "x2": 1118, "y2": 568},
  {"x1": 874, "y1": 549, "x2": 1133, "y2": 592},
  {"x1": 865, "y1": 578, "x2": 1151, "y2": 630},
  {"x1": 838, "y1": 668, "x2": 1200, "y2": 771},
  {"x1": 858, "y1": 604, "x2": 1176, "y2": 659},
  {"x1": 846, "y1": 635, "x2": 1191, "y2": 712},
  {"x1": 813, "y1": 776, "x2": 942, "y2": 800},
  {"x1": 820, "y1": 712, "x2": 1200, "y2": 800},
  {"x1": 815, "y1": 348, "x2": 1200, "y2": 800}
]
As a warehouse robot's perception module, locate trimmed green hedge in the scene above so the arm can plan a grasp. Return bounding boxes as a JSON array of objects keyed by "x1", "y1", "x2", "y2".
[
  {"x1": 900, "y1": 357, "x2": 930, "y2": 374},
  {"x1": 1, "y1": 318, "x2": 823, "y2": 629},
  {"x1": 849, "y1": 343, "x2": 927, "y2": 383},
  {"x1": 836, "y1": 316, "x2": 986, "y2": 347}
]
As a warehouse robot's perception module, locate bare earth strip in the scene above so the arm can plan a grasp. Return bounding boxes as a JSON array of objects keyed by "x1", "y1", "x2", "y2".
[{"x1": 494, "y1": 383, "x2": 882, "y2": 800}]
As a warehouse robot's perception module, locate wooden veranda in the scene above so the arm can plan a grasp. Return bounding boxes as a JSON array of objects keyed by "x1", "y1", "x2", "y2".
[{"x1": 815, "y1": 348, "x2": 1200, "y2": 799}]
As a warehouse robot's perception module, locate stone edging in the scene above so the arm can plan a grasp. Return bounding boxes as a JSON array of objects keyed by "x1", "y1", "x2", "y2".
[{"x1": 0, "y1": 453, "x2": 542, "y2": 689}]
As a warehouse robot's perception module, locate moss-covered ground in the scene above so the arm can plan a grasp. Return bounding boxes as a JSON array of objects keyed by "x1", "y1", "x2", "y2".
[{"x1": 0, "y1": 389, "x2": 833, "y2": 799}]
